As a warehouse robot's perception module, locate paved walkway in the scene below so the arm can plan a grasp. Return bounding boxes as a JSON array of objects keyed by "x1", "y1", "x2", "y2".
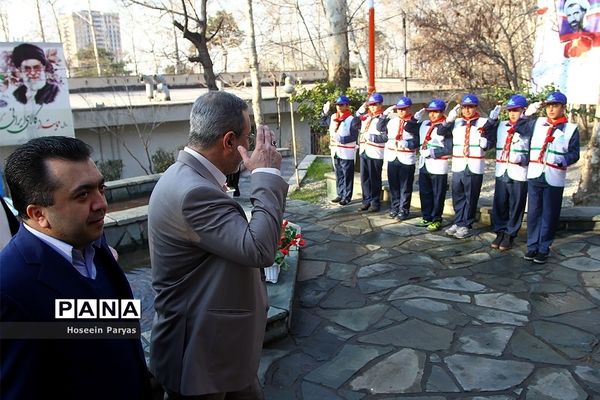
[{"x1": 259, "y1": 199, "x2": 600, "y2": 399}]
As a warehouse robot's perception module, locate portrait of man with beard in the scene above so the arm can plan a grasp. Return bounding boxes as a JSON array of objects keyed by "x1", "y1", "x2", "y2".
[{"x1": 11, "y1": 43, "x2": 59, "y2": 106}]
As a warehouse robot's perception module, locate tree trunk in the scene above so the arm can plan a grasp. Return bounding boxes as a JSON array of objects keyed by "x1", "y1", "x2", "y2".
[
  {"x1": 245, "y1": 0, "x2": 263, "y2": 124},
  {"x1": 573, "y1": 104, "x2": 600, "y2": 206},
  {"x1": 173, "y1": 20, "x2": 218, "y2": 90},
  {"x1": 324, "y1": 0, "x2": 350, "y2": 89}
]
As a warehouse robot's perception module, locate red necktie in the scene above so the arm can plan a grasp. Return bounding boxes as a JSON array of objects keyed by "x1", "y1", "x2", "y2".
[
  {"x1": 538, "y1": 116, "x2": 568, "y2": 163},
  {"x1": 395, "y1": 115, "x2": 412, "y2": 140},
  {"x1": 462, "y1": 114, "x2": 479, "y2": 157},
  {"x1": 500, "y1": 123, "x2": 516, "y2": 162},
  {"x1": 421, "y1": 117, "x2": 445, "y2": 150}
]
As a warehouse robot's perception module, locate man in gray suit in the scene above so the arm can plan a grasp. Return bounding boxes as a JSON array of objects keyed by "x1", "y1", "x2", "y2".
[{"x1": 148, "y1": 91, "x2": 288, "y2": 399}]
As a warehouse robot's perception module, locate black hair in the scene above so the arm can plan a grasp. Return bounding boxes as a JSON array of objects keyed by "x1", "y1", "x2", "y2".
[{"x1": 5, "y1": 136, "x2": 92, "y2": 218}]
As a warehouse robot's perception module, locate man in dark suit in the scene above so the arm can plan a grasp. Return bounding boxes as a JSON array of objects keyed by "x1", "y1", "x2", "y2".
[
  {"x1": 148, "y1": 91, "x2": 288, "y2": 399},
  {"x1": 0, "y1": 136, "x2": 151, "y2": 400}
]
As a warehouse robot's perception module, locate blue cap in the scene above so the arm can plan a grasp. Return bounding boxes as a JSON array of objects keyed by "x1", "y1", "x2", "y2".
[
  {"x1": 394, "y1": 96, "x2": 412, "y2": 109},
  {"x1": 505, "y1": 94, "x2": 528, "y2": 110},
  {"x1": 425, "y1": 99, "x2": 446, "y2": 111},
  {"x1": 461, "y1": 94, "x2": 479, "y2": 106},
  {"x1": 334, "y1": 95, "x2": 350, "y2": 105},
  {"x1": 545, "y1": 91, "x2": 567, "y2": 105},
  {"x1": 367, "y1": 92, "x2": 384, "y2": 104}
]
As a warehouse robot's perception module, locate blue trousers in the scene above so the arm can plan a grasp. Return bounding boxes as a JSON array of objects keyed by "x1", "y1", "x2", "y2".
[
  {"x1": 418, "y1": 166, "x2": 448, "y2": 222},
  {"x1": 492, "y1": 176, "x2": 528, "y2": 238},
  {"x1": 527, "y1": 179, "x2": 564, "y2": 254},
  {"x1": 387, "y1": 160, "x2": 415, "y2": 216},
  {"x1": 451, "y1": 170, "x2": 484, "y2": 228},
  {"x1": 334, "y1": 156, "x2": 355, "y2": 202},
  {"x1": 360, "y1": 154, "x2": 383, "y2": 208}
]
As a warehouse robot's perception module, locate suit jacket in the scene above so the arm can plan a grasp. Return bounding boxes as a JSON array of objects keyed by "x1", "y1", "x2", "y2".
[
  {"x1": 148, "y1": 150, "x2": 288, "y2": 395},
  {"x1": 0, "y1": 226, "x2": 151, "y2": 400}
]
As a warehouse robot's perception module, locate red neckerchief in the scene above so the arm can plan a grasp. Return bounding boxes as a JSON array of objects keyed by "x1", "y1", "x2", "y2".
[
  {"x1": 395, "y1": 114, "x2": 413, "y2": 140},
  {"x1": 462, "y1": 113, "x2": 480, "y2": 157},
  {"x1": 362, "y1": 109, "x2": 382, "y2": 132},
  {"x1": 500, "y1": 121, "x2": 517, "y2": 162},
  {"x1": 421, "y1": 116, "x2": 445, "y2": 150},
  {"x1": 538, "y1": 116, "x2": 568, "y2": 163},
  {"x1": 333, "y1": 111, "x2": 353, "y2": 132}
]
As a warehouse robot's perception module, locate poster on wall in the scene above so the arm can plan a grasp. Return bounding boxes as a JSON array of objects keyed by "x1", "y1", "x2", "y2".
[
  {"x1": 531, "y1": 0, "x2": 600, "y2": 104},
  {"x1": 0, "y1": 42, "x2": 74, "y2": 146}
]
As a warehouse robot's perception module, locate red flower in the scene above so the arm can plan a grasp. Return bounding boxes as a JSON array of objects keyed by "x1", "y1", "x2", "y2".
[{"x1": 273, "y1": 221, "x2": 304, "y2": 271}]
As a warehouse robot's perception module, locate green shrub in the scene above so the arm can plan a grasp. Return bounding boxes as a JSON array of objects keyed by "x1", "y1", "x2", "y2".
[
  {"x1": 152, "y1": 148, "x2": 175, "y2": 173},
  {"x1": 96, "y1": 159, "x2": 123, "y2": 181}
]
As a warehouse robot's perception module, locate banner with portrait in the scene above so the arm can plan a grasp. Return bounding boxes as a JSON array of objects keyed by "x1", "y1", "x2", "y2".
[
  {"x1": 0, "y1": 42, "x2": 74, "y2": 146},
  {"x1": 532, "y1": 0, "x2": 600, "y2": 104}
]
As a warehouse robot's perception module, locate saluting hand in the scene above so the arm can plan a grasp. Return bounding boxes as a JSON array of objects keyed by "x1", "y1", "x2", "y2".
[{"x1": 238, "y1": 124, "x2": 282, "y2": 171}]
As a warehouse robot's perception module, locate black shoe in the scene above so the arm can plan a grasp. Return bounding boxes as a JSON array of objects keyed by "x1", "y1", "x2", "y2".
[
  {"x1": 524, "y1": 250, "x2": 538, "y2": 261},
  {"x1": 339, "y1": 199, "x2": 350, "y2": 206},
  {"x1": 388, "y1": 211, "x2": 398, "y2": 218},
  {"x1": 330, "y1": 197, "x2": 342, "y2": 203},
  {"x1": 233, "y1": 189, "x2": 240, "y2": 197},
  {"x1": 397, "y1": 212, "x2": 409, "y2": 221},
  {"x1": 499, "y1": 235, "x2": 514, "y2": 251},
  {"x1": 533, "y1": 253, "x2": 549, "y2": 264},
  {"x1": 491, "y1": 232, "x2": 504, "y2": 249},
  {"x1": 369, "y1": 207, "x2": 380, "y2": 213},
  {"x1": 358, "y1": 204, "x2": 370, "y2": 211}
]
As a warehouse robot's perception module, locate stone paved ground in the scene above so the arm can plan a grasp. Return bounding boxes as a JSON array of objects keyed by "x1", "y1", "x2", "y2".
[{"x1": 260, "y1": 199, "x2": 600, "y2": 399}]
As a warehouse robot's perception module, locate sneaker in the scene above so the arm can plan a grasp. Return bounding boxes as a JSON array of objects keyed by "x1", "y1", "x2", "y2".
[
  {"x1": 445, "y1": 224, "x2": 458, "y2": 236},
  {"x1": 397, "y1": 212, "x2": 410, "y2": 221},
  {"x1": 339, "y1": 199, "x2": 350, "y2": 206},
  {"x1": 389, "y1": 211, "x2": 399, "y2": 218},
  {"x1": 491, "y1": 232, "x2": 504, "y2": 249},
  {"x1": 524, "y1": 250, "x2": 538, "y2": 261},
  {"x1": 454, "y1": 226, "x2": 471, "y2": 239},
  {"x1": 533, "y1": 253, "x2": 549, "y2": 264},
  {"x1": 368, "y1": 207, "x2": 380, "y2": 213},
  {"x1": 330, "y1": 196, "x2": 342, "y2": 203},
  {"x1": 417, "y1": 218, "x2": 432, "y2": 227},
  {"x1": 358, "y1": 204, "x2": 370, "y2": 211},
  {"x1": 427, "y1": 221, "x2": 442, "y2": 231},
  {"x1": 499, "y1": 235, "x2": 514, "y2": 251}
]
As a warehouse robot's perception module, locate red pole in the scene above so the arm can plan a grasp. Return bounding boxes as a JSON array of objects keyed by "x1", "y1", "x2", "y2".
[{"x1": 368, "y1": 0, "x2": 375, "y2": 93}]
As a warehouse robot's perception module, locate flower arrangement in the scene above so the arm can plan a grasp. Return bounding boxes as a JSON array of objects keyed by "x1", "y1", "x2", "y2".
[{"x1": 274, "y1": 219, "x2": 305, "y2": 271}]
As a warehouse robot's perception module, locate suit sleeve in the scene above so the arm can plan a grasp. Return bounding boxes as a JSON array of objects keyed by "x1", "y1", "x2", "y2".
[
  {"x1": 565, "y1": 127, "x2": 580, "y2": 166},
  {"x1": 182, "y1": 173, "x2": 288, "y2": 268}
]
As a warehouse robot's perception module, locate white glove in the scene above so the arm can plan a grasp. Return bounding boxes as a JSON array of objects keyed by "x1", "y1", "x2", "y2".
[
  {"x1": 479, "y1": 137, "x2": 488, "y2": 148},
  {"x1": 554, "y1": 155, "x2": 566, "y2": 167},
  {"x1": 420, "y1": 147, "x2": 434, "y2": 158},
  {"x1": 398, "y1": 139, "x2": 408, "y2": 148},
  {"x1": 509, "y1": 153, "x2": 524, "y2": 164},
  {"x1": 383, "y1": 105, "x2": 395, "y2": 116},
  {"x1": 332, "y1": 133, "x2": 341, "y2": 143},
  {"x1": 414, "y1": 108, "x2": 425, "y2": 122},
  {"x1": 511, "y1": 132, "x2": 521, "y2": 143},
  {"x1": 489, "y1": 105, "x2": 501, "y2": 120},
  {"x1": 525, "y1": 101, "x2": 542, "y2": 117},
  {"x1": 322, "y1": 101, "x2": 330, "y2": 115},
  {"x1": 446, "y1": 104, "x2": 460, "y2": 123},
  {"x1": 357, "y1": 103, "x2": 367, "y2": 115}
]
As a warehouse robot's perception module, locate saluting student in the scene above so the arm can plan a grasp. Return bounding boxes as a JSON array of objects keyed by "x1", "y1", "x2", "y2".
[{"x1": 517, "y1": 91, "x2": 580, "y2": 264}]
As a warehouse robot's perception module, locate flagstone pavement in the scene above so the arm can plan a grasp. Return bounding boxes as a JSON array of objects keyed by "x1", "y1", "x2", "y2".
[{"x1": 259, "y1": 199, "x2": 600, "y2": 399}]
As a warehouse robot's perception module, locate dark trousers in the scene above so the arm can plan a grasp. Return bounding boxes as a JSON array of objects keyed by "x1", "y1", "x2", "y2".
[
  {"x1": 387, "y1": 160, "x2": 415, "y2": 216},
  {"x1": 451, "y1": 170, "x2": 484, "y2": 228},
  {"x1": 360, "y1": 154, "x2": 383, "y2": 208},
  {"x1": 418, "y1": 167, "x2": 448, "y2": 222},
  {"x1": 527, "y1": 179, "x2": 564, "y2": 254},
  {"x1": 492, "y1": 176, "x2": 528, "y2": 238},
  {"x1": 165, "y1": 377, "x2": 264, "y2": 400},
  {"x1": 334, "y1": 156, "x2": 355, "y2": 202}
]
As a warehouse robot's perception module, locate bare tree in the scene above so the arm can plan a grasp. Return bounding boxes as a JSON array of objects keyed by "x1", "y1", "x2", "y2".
[
  {"x1": 573, "y1": 106, "x2": 600, "y2": 206},
  {"x1": 323, "y1": 0, "x2": 351, "y2": 89},
  {"x1": 245, "y1": 0, "x2": 264, "y2": 124},
  {"x1": 409, "y1": 0, "x2": 537, "y2": 90},
  {"x1": 125, "y1": 0, "x2": 221, "y2": 90}
]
